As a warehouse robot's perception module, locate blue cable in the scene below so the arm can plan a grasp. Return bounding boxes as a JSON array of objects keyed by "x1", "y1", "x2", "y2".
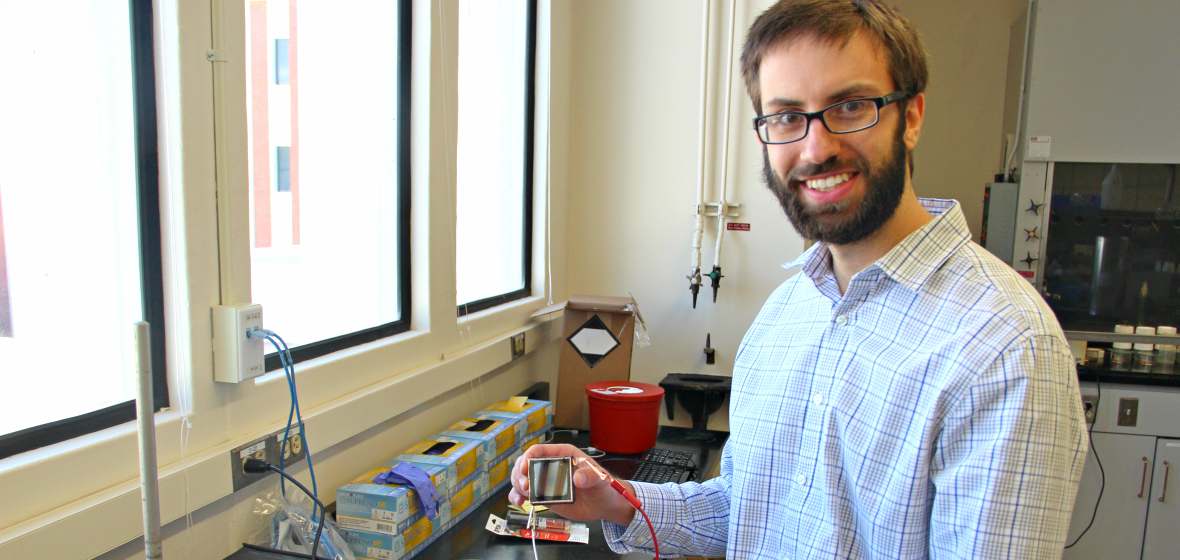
[
  {"x1": 247, "y1": 329, "x2": 320, "y2": 518},
  {"x1": 268, "y1": 332, "x2": 318, "y2": 505},
  {"x1": 273, "y1": 335, "x2": 297, "y2": 498},
  {"x1": 248, "y1": 329, "x2": 296, "y2": 497}
]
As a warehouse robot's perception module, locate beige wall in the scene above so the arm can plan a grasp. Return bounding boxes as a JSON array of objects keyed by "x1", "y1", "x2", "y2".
[
  {"x1": 896, "y1": 0, "x2": 1027, "y2": 240},
  {"x1": 559, "y1": 0, "x2": 1027, "y2": 431}
]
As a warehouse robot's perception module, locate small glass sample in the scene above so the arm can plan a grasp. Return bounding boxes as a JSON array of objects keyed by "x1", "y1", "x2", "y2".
[{"x1": 528, "y1": 457, "x2": 574, "y2": 504}]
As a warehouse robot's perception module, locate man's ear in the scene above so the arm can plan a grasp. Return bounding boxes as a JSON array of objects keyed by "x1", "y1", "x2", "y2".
[{"x1": 903, "y1": 92, "x2": 925, "y2": 152}]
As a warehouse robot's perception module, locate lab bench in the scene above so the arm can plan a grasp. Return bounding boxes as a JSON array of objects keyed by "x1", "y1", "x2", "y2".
[{"x1": 227, "y1": 426, "x2": 726, "y2": 560}]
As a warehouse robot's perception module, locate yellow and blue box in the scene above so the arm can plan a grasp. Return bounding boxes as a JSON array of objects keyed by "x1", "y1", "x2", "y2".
[
  {"x1": 402, "y1": 511, "x2": 448, "y2": 555},
  {"x1": 335, "y1": 467, "x2": 414, "y2": 527},
  {"x1": 487, "y1": 447, "x2": 523, "y2": 490},
  {"x1": 343, "y1": 529, "x2": 406, "y2": 560},
  {"x1": 342, "y1": 504, "x2": 450, "y2": 560},
  {"x1": 438, "y1": 415, "x2": 518, "y2": 465},
  {"x1": 478, "y1": 398, "x2": 553, "y2": 441},
  {"x1": 395, "y1": 436, "x2": 481, "y2": 493},
  {"x1": 338, "y1": 499, "x2": 451, "y2": 539},
  {"x1": 447, "y1": 470, "x2": 490, "y2": 522}
]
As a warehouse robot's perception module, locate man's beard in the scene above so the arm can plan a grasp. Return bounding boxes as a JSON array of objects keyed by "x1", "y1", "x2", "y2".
[{"x1": 763, "y1": 121, "x2": 907, "y2": 245}]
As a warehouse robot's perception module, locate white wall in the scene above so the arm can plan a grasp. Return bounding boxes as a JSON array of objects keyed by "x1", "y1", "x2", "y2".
[{"x1": 560, "y1": 0, "x2": 1027, "y2": 431}]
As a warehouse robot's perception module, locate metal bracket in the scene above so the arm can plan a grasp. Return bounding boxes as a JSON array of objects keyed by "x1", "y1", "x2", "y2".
[{"x1": 697, "y1": 201, "x2": 742, "y2": 218}]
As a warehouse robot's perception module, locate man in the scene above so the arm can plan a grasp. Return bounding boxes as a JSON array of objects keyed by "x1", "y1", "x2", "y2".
[{"x1": 512, "y1": 1, "x2": 1087, "y2": 557}]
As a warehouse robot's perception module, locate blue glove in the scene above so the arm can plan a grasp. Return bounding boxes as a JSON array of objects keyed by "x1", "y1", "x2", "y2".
[{"x1": 373, "y1": 462, "x2": 441, "y2": 519}]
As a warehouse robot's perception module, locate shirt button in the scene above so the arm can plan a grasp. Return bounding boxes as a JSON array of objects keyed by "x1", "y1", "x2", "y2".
[
  {"x1": 834, "y1": 315, "x2": 848, "y2": 326},
  {"x1": 812, "y1": 393, "x2": 825, "y2": 406},
  {"x1": 795, "y1": 474, "x2": 808, "y2": 486}
]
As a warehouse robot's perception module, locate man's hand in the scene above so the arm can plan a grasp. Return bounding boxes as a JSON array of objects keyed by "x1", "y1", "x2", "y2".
[{"x1": 509, "y1": 443, "x2": 637, "y2": 526}]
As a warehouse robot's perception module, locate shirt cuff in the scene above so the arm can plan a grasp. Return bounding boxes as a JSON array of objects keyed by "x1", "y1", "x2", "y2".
[{"x1": 601, "y1": 481, "x2": 662, "y2": 554}]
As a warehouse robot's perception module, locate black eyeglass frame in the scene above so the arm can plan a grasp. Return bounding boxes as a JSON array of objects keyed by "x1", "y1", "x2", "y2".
[{"x1": 753, "y1": 90, "x2": 911, "y2": 145}]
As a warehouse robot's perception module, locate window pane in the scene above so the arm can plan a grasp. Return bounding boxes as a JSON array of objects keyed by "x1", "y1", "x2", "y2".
[
  {"x1": 246, "y1": 0, "x2": 404, "y2": 354},
  {"x1": 0, "y1": 2, "x2": 151, "y2": 437},
  {"x1": 456, "y1": 0, "x2": 533, "y2": 308},
  {"x1": 275, "y1": 38, "x2": 289, "y2": 85}
]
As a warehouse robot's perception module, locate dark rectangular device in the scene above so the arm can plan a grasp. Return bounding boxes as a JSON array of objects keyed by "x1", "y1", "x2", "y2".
[{"x1": 528, "y1": 457, "x2": 574, "y2": 504}]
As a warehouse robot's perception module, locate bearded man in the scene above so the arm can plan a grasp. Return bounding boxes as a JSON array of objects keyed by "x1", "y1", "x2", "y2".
[{"x1": 512, "y1": 1, "x2": 1087, "y2": 558}]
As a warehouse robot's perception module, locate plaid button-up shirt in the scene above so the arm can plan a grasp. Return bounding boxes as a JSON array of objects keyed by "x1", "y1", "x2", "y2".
[{"x1": 606, "y1": 198, "x2": 1087, "y2": 559}]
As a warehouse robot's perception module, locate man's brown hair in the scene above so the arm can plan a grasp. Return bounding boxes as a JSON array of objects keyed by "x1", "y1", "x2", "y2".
[{"x1": 739, "y1": 0, "x2": 929, "y2": 113}]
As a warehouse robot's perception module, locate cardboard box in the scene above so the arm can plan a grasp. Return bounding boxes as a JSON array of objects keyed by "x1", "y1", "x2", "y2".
[
  {"x1": 439, "y1": 415, "x2": 518, "y2": 465},
  {"x1": 448, "y1": 470, "x2": 490, "y2": 521},
  {"x1": 478, "y1": 398, "x2": 553, "y2": 440},
  {"x1": 336, "y1": 467, "x2": 414, "y2": 526},
  {"x1": 488, "y1": 448, "x2": 523, "y2": 490},
  {"x1": 395, "y1": 436, "x2": 481, "y2": 492},
  {"x1": 343, "y1": 528, "x2": 406, "y2": 560},
  {"x1": 532, "y1": 295, "x2": 636, "y2": 429}
]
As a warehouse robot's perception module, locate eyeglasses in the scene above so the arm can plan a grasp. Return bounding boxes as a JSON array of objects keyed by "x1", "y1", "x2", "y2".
[{"x1": 753, "y1": 91, "x2": 910, "y2": 145}]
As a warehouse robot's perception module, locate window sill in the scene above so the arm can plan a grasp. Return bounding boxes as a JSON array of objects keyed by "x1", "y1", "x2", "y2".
[{"x1": 0, "y1": 320, "x2": 558, "y2": 558}]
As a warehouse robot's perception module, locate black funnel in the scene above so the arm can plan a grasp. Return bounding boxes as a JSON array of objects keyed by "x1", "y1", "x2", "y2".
[{"x1": 658, "y1": 373, "x2": 731, "y2": 432}]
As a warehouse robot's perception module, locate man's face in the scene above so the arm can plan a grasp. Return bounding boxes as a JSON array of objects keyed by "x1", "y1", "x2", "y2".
[{"x1": 757, "y1": 32, "x2": 923, "y2": 245}]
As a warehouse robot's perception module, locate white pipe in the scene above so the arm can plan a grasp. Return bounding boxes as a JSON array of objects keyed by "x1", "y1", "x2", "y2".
[
  {"x1": 713, "y1": 0, "x2": 739, "y2": 269},
  {"x1": 691, "y1": 0, "x2": 712, "y2": 276},
  {"x1": 134, "y1": 321, "x2": 163, "y2": 560},
  {"x1": 1005, "y1": 0, "x2": 1035, "y2": 176}
]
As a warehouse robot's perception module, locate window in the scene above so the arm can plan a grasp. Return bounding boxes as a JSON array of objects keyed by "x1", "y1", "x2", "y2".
[
  {"x1": 245, "y1": 0, "x2": 410, "y2": 370},
  {"x1": 0, "y1": 0, "x2": 167, "y2": 459},
  {"x1": 276, "y1": 146, "x2": 291, "y2": 192},
  {"x1": 455, "y1": 0, "x2": 536, "y2": 314},
  {"x1": 275, "y1": 38, "x2": 290, "y2": 85}
]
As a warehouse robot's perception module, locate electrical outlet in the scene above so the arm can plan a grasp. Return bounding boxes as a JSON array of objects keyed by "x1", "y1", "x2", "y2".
[
  {"x1": 510, "y1": 333, "x2": 526, "y2": 359},
  {"x1": 230, "y1": 428, "x2": 313, "y2": 492},
  {"x1": 230, "y1": 435, "x2": 276, "y2": 492},
  {"x1": 1081, "y1": 394, "x2": 1097, "y2": 424},
  {"x1": 276, "y1": 431, "x2": 307, "y2": 465}
]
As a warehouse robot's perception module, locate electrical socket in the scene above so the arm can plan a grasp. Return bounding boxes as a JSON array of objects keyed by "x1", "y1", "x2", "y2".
[
  {"x1": 229, "y1": 428, "x2": 310, "y2": 492},
  {"x1": 510, "y1": 333, "x2": 526, "y2": 359},
  {"x1": 275, "y1": 430, "x2": 307, "y2": 465},
  {"x1": 1081, "y1": 394, "x2": 1097, "y2": 424}
]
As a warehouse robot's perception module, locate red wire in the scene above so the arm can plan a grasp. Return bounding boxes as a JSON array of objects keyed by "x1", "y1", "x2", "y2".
[
  {"x1": 636, "y1": 505, "x2": 661, "y2": 559},
  {"x1": 610, "y1": 479, "x2": 660, "y2": 559}
]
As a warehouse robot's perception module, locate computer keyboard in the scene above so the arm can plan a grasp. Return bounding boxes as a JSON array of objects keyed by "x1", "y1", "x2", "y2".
[
  {"x1": 642, "y1": 447, "x2": 696, "y2": 469},
  {"x1": 631, "y1": 461, "x2": 694, "y2": 484}
]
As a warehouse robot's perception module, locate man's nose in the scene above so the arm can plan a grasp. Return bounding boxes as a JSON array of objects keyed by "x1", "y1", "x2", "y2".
[{"x1": 798, "y1": 119, "x2": 840, "y2": 165}]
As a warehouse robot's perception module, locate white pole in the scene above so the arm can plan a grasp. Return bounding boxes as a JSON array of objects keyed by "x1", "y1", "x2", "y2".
[
  {"x1": 690, "y1": 0, "x2": 712, "y2": 281},
  {"x1": 713, "y1": 0, "x2": 739, "y2": 269},
  {"x1": 135, "y1": 321, "x2": 163, "y2": 560}
]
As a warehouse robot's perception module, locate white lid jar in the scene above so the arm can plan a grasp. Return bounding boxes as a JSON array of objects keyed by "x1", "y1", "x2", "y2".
[
  {"x1": 1157, "y1": 326, "x2": 1177, "y2": 351},
  {"x1": 1114, "y1": 324, "x2": 1134, "y2": 350},
  {"x1": 1134, "y1": 326, "x2": 1157, "y2": 351}
]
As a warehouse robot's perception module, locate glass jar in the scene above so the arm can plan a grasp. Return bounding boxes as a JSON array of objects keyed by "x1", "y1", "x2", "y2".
[
  {"x1": 1157, "y1": 326, "x2": 1177, "y2": 374},
  {"x1": 1133, "y1": 325, "x2": 1156, "y2": 372},
  {"x1": 1111, "y1": 324, "x2": 1135, "y2": 371}
]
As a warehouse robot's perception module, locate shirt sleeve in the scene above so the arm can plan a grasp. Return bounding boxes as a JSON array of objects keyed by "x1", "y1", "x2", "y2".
[
  {"x1": 602, "y1": 441, "x2": 732, "y2": 557},
  {"x1": 929, "y1": 333, "x2": 1089, "y2": 559}
]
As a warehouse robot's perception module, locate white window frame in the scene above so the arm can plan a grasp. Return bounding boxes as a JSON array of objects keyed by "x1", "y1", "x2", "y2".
[{"x1": 0, "y1": 1, "x2": 559, "y2": 557}]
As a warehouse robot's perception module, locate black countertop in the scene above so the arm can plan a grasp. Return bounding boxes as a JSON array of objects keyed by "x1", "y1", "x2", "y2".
[{"x1": 1077, "y1": 364, "x2": 1180, "y2": 387}]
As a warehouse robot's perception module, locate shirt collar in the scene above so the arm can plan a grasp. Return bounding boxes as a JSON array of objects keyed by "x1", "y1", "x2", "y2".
[{"x1": 782, "y1": 198, "x2": 971, "y2": 292}]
